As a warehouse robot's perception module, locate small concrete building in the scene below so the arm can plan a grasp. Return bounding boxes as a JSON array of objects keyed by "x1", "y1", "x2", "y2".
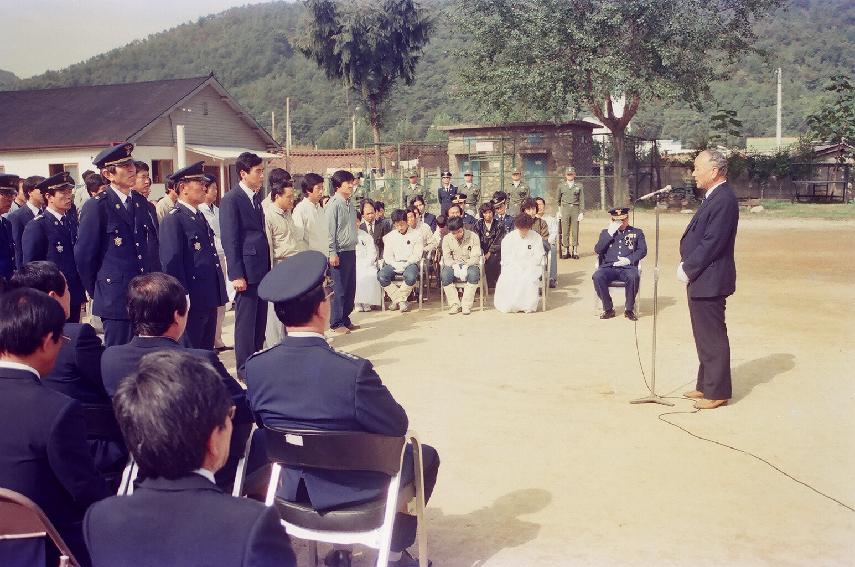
[
  {"x1": 0, "y1": 74, "x2": 278, "y2": 200},
  {"x1": 440, "y1": 121, "x2": 596, "y2": 208}
]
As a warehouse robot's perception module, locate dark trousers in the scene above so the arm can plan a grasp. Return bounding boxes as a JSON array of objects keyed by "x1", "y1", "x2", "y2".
[
  {"x1": 234, "y1": 283, "x2": 267, "y2": 372},
  {"x1": 688, "y1": 293, "x2": 732, "y2": 400},
  {"x1": 67, "y1": 302, "x2": 82, "y2": 324},
  {"x1": 484, "y1": 252, "x2": 501, "y2": 288},
  {"x1": 329, "y1": 250, "x2": 356, "y2": 330},
  {"x1": 592, "y1": 266, "x2": 640, "y2": 312},
  {"x1": 102, "y1": 318, "x2": 133, "y2": 347},
  {"x1": 182, "y1": 304, "x2": 217, "y2": 350}
]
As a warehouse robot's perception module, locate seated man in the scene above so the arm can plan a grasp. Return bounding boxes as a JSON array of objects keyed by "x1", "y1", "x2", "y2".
[
  {"x1": 246, "y1": 251, "x2": 439, "y2": 567},
  {"x1": 475, "y1": 202, "x2": 505, "y2": 289},
  {"x1": 377, "y1": 209, "x2": 423, "y2": 313},
  {"x1": 84, "y1": 350, "x2": 296, "y2": 567},
  {"x1": 448, "y1": 198, "x2": 476, "y2": 229},
  {"x1": 100, "y1": 272, "x2": 250, "y2": 488},
  {"x1": 410, "y1": 195, "x2": 436, "y2": 232},
  {"x1": 0, "y1": 288, "x2": 109, "y2": 567},
  {"x1": 440, "y1": 216, "x2": 482, "y2": 315},
  {"x1": 491, "y1": 191, "x2": 515, "y2": 233},
  {"x1": 592, "y1": 207, "x2": 647, "y2": 321},
  {"x1": 406, "y1": 206, "x2": 438, "y2": 253}
]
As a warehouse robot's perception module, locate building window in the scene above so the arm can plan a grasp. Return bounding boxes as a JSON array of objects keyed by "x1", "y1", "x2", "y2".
[
  {"x1": 151, "y1": 160, "x2": 174, "y2": 184},
  {"x1": 202, "y1": 102, "x2": 209, "y2": 116},
  {"x1": 527, "y1": 133, "x2": 545, "y2": 145}
]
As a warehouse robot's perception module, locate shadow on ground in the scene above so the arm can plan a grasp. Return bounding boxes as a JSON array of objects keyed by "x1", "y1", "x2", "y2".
[{"x1": 731, "y1": 352, "x2": 796, "y2": 403}]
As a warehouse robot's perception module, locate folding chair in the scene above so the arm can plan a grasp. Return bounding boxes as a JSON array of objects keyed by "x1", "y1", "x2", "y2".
[
  {"x1": 0, "y1": 488, "x2": 79, "y2": 567},
  {"x1": 262, "y1": 427, "x2": 428, "y2": 567},
  {"x1": 439, "y1": 255, "x2": 487, "y2": 311},
  {"x1": 231, "y1": 422, "x2": 258, "y2": 497},
  {"x1": 540, "y1": 253, "x2": 549, "y2": 311},
  {"x1": 592, "y1": 258, "x2": 643, "y2": 315},
  {"x1": 380, "y1": 258, "x2": 425, "y2": 311}
]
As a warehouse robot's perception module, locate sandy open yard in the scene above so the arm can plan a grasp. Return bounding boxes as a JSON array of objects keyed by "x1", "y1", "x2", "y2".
[{"x1": 222, "y1": 210, "x2": 855, "y2": 566}]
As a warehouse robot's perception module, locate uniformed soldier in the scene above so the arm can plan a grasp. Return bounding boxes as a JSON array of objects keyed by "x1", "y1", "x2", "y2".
[
  {"x1": 245, "y1": 251, "x2": 439, "y2": 567},
  {"x1": 558, "y1": 166, "x2": 585, "y2": 259},
  {"x1": 0, "y1": 174, "x2": 20, "y2": 281},
  {"x1": 491, "y1": 192, "x2": 515, "y2": 233},
  {"x1": 22, "y1": 173, "x2": 87, "y2": 323},
  {"x1": 159, "y1": 162, "x2": 228, "y2": 350},
  {"x1": 592, "y1": 207, "x2": 647, "y2": 320},
  {"x1": 460, "y1": 170, "x2": 481, "y2": 208},
  {"x1": 507, "y1": 167, "x2": 530, "y2": 213},
  {"x1": 402, "y1": 172, "x2": 424, "y2": 208},
  {"x1": 75, "y1": 143, "x2": 161, "y2": 346}
]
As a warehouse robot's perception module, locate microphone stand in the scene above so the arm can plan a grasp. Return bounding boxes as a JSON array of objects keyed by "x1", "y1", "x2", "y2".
[{"x1": 630, "y1": 194, "x2": 674, "y2": 406}]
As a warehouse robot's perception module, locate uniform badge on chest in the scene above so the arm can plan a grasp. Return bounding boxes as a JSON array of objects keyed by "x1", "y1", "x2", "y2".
[
  {"x1": 194, "y1": 242, "x2": 202, "y2": 251},
  {"x1": 623, "y1": 233, "x2": 637, "y2": 250},
  {"x1": 114, "y1": 237, "x2": 123, "y2": 247},
  {"x1": 55, "y1": 243, "x2": 64, "y2": 253}
]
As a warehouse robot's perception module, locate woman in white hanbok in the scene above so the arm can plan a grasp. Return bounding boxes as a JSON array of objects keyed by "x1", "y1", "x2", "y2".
[
  {"x1": 355, "y1": 221, "x2": 382, "y2": 310},
  {"x1": 494, "y1": 214, "x2": 545, "y2": 313}
]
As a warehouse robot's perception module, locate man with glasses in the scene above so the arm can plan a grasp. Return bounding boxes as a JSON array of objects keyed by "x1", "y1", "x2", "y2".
[
  {"x1": 245, "y1": 251, "x2": 439, "y2": 567},
  {"x1": 75, "y1": 143, "x2": 161, "y2": 346},
  {"x1": 22, "y1": 173, "x2": 87, "y2": 323}
]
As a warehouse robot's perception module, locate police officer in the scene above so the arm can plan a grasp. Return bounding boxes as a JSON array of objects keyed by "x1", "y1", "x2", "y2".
[
  {"x1": 437, "y1": 170, "x2": 457, "y2": 216},
  {"x1": 0, "y1": 174, "x2": 20, "y2": 281},
  {"x1": 460, "y1": 169, "x2": 481, "y2": 208},
  {"x1": 22, "y1": 172, "x2": 87, "y2": 323},
  {"x1": 558, "y1": 166, "x2": 585, "y2": 259},
  {"x1": 245, "y1": 251, "x2": 439, "y2": 567},
  {"x1": 507, "y1": 167, "x2": 530, "y2": 213},
  {"x1": 8, "y1": 175, "x2": 45, "y2": 269},
  {"x1": 592, "y1": 207, "x2": 647, "y2": 320},
  {"x1": 75, "y1": 143, "x2": 161, "y2": 346},
  {"x1": 159, "y1": 161, "x2": 228, "y2": 350},
  {"x1": 402, "y1": 172, "x2": 424, "y2": 208}
]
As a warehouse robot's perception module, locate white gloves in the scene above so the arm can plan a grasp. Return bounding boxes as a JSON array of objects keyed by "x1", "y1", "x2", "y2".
[
  {"x1": 676, "y1": 262, "x2": 690, "y2": 284},
  {"x1": 613, "y1": 256, "x2": 630, "y2": 268},
  {"x1": 607, "y1": 220, "x2": 621, "y2": 236},
  {"x1": 577, "y1": 212, "x2": 584, "y2": 222}
]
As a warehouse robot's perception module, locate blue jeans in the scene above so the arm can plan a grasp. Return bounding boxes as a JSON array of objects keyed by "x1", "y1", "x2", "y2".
[
  {"x1": 330, "y1": 250, "x2": 356, "y2": 329},
  {"x1": 440, "y1": 265, "x2": 481, "y2": 285},
  {"x1": 377, "y1": 263, "x2": 419, "y2": 286}
]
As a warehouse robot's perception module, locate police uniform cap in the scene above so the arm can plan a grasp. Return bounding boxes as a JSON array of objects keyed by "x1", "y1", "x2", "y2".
[
  {"x1": 0, "y1": 173, "x2": 20, "y2": 194},
  {"x1": 93, "y1": 143, "x2": 135, "y2": 169},
  {"x1": 441, "y1": 171, "x2": 452, "y2": 178},
  {"x1": 37, "y1": 172, "x2": 75, "y2": 194},
  {"x1": 565, "y1": 166, "x2": 576, "y2": 175},
  {"x1": 259, "y1": 250, "x2": 328, "y2": 303},
  {"x1": 452, "y1": 193, "x2": 467, "y2": 203},
  {"x1": 169, "y1": 161, "x2": 207, "y2": 184},
  {"x1": 491, "y1": 191, "x2": 508, "y2": 206},
  {"x1": 609, "y1": 207, "x2": 630, "y2": 220}
]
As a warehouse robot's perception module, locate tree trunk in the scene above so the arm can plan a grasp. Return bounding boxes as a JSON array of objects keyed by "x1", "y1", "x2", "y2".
[
  {"x1": 612, "y1": 129, "x2": 628, "y2": 207},
  {"x1": 368, "y1": 99, "x2": 382, "y2": 170}
]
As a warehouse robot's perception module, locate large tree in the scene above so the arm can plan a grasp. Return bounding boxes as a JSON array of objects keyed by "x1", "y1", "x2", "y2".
[
  {"x1": 297, "y1": 0, "x2": 432, "y2": 167},
  {"x1": 455, "y1": 0, "x2": 782, "y2": 205},
  {"x1": 806, "y1": 74, "x2": 855, "y2": 161}
]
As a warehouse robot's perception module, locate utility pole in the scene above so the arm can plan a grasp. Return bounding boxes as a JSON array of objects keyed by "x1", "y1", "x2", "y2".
[
  {"x1": 776, "y1": 67, "x2": 782, "y2": 150},
  {"x1": 271, "y1": 111, "x2": 276, "y2": 143},
  {"x1": 285, "y1": 97, "x2": 291, "y2": 165},
  {"x1": 352, "y1": 113, "x2": 357, "y2": 149}
]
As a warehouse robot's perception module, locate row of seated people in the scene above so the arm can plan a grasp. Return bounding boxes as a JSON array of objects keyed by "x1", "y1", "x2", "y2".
[{"x1": 0, "y1": 259, "x2": 436, "y2": 567}]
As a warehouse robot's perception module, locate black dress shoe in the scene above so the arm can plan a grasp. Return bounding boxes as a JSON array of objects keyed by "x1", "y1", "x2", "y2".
[
  {"x1": 215, "y1": 346, "x2": 233, "y2": 353},
  {"x1": 571, "y1": 254, "x2": 580, "y2": 259},
  {"x1": 560, "y1": 253, "x2": 570, "y2": 259},
  {"x1": 389, "y1": 550, "x2": 431, "y2": 567},
  {"x1": 548, "y1": 279, "x2": 557, "y2": 289},
  {"x1": 624, "y1": 310, "x2": 638, "y2": 321},
  {"x1": 599, "y1": 309, "x2": 616, "y2": 319},
  {"x1": 324, "y1": 549, "x2": 352, "y2": 567}
]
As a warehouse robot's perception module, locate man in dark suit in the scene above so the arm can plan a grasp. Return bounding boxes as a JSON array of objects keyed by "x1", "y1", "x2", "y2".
[
  {"x1": 0, "y1": 288, "x2": 109, "y2": 567},
  {"x1": 8, "y1": 175, "x2": 45, "y2": 269},
  {"x1": 411, "y1": 195, "x2": 436, "y2": 232},
  {"x1": 436, "y1": 170, "x2": 457, "y2": 217},
  {"x1": 22, "y1": 173, "x2": 87, "y2": 323},
  {"x1": 220, "y1": 151, "x2": 271, "y2": 371},
  {"x1": 359, "y1": 198, "x2": 391, "y2": 258},
  {"x1": 159, "y1": 162, "x2": 228, "y2": 350},
  {"x1": 0, "y1": 174, "x2": 20, "y2": 281},
  {"x1": 84, "y1": 350, "x2": 296, "y2": 567},
  {"x1": 132, "y1": 160, "x2": 160, "y2": 266},
  {"x1": 679, "y1": 149, "x2": 739, "y2": 410},
  {"x1": 245, "y1": 251, "x2": 439, "y2": 567},
  {"x1": 75, "y1": 143, "x2": 161, "y2": 346}
]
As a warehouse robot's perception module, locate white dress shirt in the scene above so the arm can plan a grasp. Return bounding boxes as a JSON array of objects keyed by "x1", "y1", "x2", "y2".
[{"x1": 0, "y1": 360, "x2": 40, "y2": 378}]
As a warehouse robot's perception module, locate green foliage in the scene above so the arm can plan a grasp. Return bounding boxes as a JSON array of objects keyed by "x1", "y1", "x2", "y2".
[
  {"x1": 0, "y1": 69, "x2": 18, "y2": 88},
  {"x1": 710, "y1": 109, "x2": 744, "y2": 148},
  {"x1": 806, "y1": 74, "x2": 855, "y2": 156}
]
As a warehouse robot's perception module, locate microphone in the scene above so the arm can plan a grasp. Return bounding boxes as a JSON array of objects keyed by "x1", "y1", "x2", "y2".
[{"x1": 636, "y1": 185, "x2": 673, "y2": 201}]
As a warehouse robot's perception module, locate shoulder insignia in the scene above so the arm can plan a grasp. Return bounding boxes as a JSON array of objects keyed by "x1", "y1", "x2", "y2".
[
  {"x1": 169, "y1": 208, "x2": 179, "y2": 214},
  {"x1": 245, "y1": 343, "x2": 279, "y2": 362},
  {"x1": 95, "y1": 192, "x2": 107, "y2": 201},
  {"x1": 332, "y1": 347, "x2": 364, "y2": 362}
]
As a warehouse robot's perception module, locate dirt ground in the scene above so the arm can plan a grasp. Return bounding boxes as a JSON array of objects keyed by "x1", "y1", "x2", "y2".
[{"x1": 222, "y1": 211, "x2": 855, "y2": 566}]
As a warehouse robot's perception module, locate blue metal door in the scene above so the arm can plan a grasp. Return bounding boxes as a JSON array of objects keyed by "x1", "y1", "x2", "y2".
[{"x1": 522, "y1": 154, "x2": 546, "y2": 198}]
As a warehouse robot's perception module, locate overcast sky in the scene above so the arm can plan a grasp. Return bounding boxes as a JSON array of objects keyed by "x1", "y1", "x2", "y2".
[{"x1": 0, "y1": 0, "x2": 275, "y2": 78}]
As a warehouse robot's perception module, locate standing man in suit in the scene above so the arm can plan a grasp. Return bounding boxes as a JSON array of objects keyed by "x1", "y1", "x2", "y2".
[
  {"x1": 159, "y1": 162, "x2": 228, "y2": 350},
  {"x1": 679, "y1": 149, "x2": 739, "y2": 410},
  {"x1": 0, "y1": 288, "x2": 109, "y2": 566},
  {"x1": 437, "y1": 170, "x2": 457, "y2": 216},
  {"x1": 84, "y1": 350, "x2": 296, "y2": 567},
  {"x1": 9, "y1": 175, "x2": 45, "y2": 269},
  {"x1": 75, "y1": 143, "x2": 161, "y2": 346},
  {"x1": 246, "y1": 252, "x2": 438, "y2": 567},
  {"x1": 220, "y1": 152, "x2": 271, "y2": 371},
  {"x1": 22, "y1": 173, "x2": 87, "y2": 323},
  {"x1": 0, "y1": 174, "x2": 21, "y2": 282},
  {"x1": 326, "y1": 169, "x2": 359, "y2": 336}
]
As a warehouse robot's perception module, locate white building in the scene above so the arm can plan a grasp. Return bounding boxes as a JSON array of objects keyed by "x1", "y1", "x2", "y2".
[{"x1": 0, "y1": 74, "x2": 279, "y2": 200}]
